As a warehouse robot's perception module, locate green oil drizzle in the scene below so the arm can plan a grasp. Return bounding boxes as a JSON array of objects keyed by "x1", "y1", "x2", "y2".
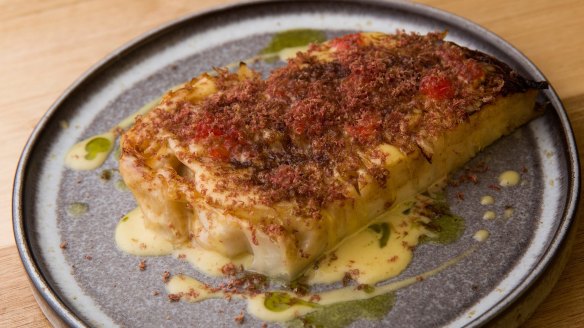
[
  {"x1": 84, "y1": 137, "x2": 112, "y2": 160},
  {"x1": 361, "y1": 284, "x2": 375, "y2": 294},
  {"x1": 100, "y1": 169, "x2": 113, "y2": 181},
  {"x1": 368, "y1": 223, "x2": 390, "y2": 248},
  {"x1": 261, "y1": 29, "x2": 326, "y2": 55},
  {"x1": 423, "y1": 214, "x2": 465, "y2": 244},
  {"x1": 264, "y1": 292, "x2": 319, "y2": 312},
  {"x1": 66, "y1": 202, "x2": 89, "y2": 217},
  {"x1": 419, "y1": 192, "x2": 465, "y2": 245},
  {"x1": 286, "y1": 276, "x2": 311, "y2": 296},
  {"x1": 288, "y1": 293, "x2": 395, "y2": 328},
  {"x1": 115, "y1": 179, "x2": 129, "y2": 191}
]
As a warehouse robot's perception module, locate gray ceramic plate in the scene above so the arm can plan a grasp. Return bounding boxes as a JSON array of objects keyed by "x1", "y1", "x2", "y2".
[{"x1": 13, "y1": 1, "x2": 580, "y2": 327}]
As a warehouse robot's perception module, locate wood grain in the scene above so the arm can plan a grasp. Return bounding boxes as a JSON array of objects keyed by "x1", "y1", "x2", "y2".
[
  {"x1": 1, "y1": 0, "x2": 583, "y2": 327},
  {"x1": 0, "y1": 246, "x2": 50, "y2": 328}
]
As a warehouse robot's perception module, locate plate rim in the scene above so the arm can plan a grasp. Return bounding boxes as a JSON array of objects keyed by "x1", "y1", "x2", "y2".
[{"x1": 12, "y1": 0, "x2": 580, "y2": 327}]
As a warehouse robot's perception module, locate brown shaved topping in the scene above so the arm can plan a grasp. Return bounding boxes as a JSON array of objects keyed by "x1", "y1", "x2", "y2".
[
  {"x1": 342, "y1": 272, "x2": 353, "y2": 287},
  {"x1": 309, "y1": 294, "x2": 321, "y2": 303},
  {"x1": 168, "y1": 293, "x2": 181, "y2": 302},
  {"x1": 488, "y1": 184, "x2": 502, "y2": 191},
  {"x1": 125, "y1": 31, "x2": 545, "y2": 217},
  {"x1": 456, "y1": 192, "x2": 465, "y2": 201},
  {"x1": 221, "y1": 263, "x2": 240, "y2": 277},
  {"x1": 234, "y1": 311, "x2": 245, "y2": 325},
  {"x1": 162, "y1": 271, "x2": 171, "y2": 283}
]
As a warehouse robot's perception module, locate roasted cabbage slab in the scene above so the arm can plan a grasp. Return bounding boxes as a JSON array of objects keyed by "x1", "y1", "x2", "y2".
[{"x1": 119, "y1": 32, "x2": 545, "y2": 279}]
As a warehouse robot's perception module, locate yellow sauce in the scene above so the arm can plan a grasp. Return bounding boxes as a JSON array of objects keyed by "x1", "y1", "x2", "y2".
[
  {"x1": 65, "y1": 131, "x2": 115, "y2": 170},
  {"x1": 504, "y1": 207, "x2": 514, "y2": 219},
  {"x1": 483, "y1": 211, "x2": 496, "y2": 220},
  {"x1": 277, "y1": 46, "x2": 310, "y2": 61},
  {"x1": 480, "y1": 195, "x2": 494, "y2": 205},
  {"x1": 116, "y1": 201, "x2": 427, "y2": 282},
  {"x1": 473, "y1": 230, "x2": 490, "y2": 242},
  {"x1": 306, "y1": 201, "x2": 430, "y2": 285},
  {"x1": 115, "y1": 196, "x2": 484, "y2": 324},
  {"x1": 163, "y1": 240, "x2": 481, "y2": 323},
  {"x1": 115, "y1": 208, "x2": 173, "y2": 256},
  {"x1": 166, "y1": 274, "x2": 220, "y2": 302},
  {"x1": 498, "y1": 170, "x2": 520, "y2": 187},
  {"x1": 173, "y1": 248, "x2": 252, "y2": 278},
  {"x1": 64, "y1": 97, "x2": 160, "y2": 171}
]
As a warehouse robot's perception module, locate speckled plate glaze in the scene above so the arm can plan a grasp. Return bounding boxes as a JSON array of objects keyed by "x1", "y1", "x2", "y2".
[{"x1": 13, "y1": 1, "x2": 580, "y2": 327}]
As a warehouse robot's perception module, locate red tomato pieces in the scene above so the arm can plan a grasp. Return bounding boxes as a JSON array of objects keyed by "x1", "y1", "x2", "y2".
[
  {"x1": 208, "y1": 145, "x2": 230, "y2": 161},
  {"x1": 419, "y1": 74, "x2": 455, "y2": 100},
  {"x1": 330, "y1": 33, "x2": 363, "y2": 51},
  {"x1": 193, "y1": 114, "x2": 245, "y2": 162},
  {"x1": 345, "y1": 113, "x2": 381, "y2": 143}
]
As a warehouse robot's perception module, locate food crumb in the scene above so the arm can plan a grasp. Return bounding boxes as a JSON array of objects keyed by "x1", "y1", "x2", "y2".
[
  {"x1": 221, "y1": 263, "x2": 239, "y2": 276},
  {"x1": 152, "y1": 290, "x2": 160, "y2": 296},
  {"x1": 416, "y1": 276, "x2": 424, "y2": 282},
  {"x1": 59, "y1": 241, "x2": 68, "y2": 249},
  {"x1": 312, "y1": 260, "x2": 320, "y2": 270},
  {"x1": 100, "y1": 170, "x2": 112, "y2": 181},
  {"x1": 262, "y1": 323, "x2": 268, "y2": 328},
  {"x1": 84, "y1": 255, "x2": 93, "y2": 260},
  {"x1": 456, "y1": 192, "x2": 465, "y2": 200},
  {"x1": 168, "y1": 293, "x2": 181, "y2": 302},
  {"x1": 186, "y1": 288, "x2": 199, "y2": 299},
  {"x1": 327, "y1": 252, "x2": 338, "y2": 266},
  {"x1": 342, "y1": 272, "x2": 353, "y2": 286},
  {"x1": 162, "y1": 271, "x2": 171, "y2": 283},
  {"x1": 234, "y1": 311, "x2": 245, "y2": 324},
  {"x1": 488, "y1": 184, "x2": 501, "y2": 191},
  {"x1": 138, "y1": 260, "x2": 147, "y2": 271},
  {"x1": 309, "y1": 294, "x2": 321, "y2": 302}
]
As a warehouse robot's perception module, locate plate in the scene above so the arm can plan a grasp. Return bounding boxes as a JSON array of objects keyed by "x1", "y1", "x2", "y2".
[{"x1": 13, "y1": 1, "x2": 579, "y2": 327}]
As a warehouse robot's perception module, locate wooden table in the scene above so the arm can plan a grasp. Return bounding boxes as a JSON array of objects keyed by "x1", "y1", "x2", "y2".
[{"x1": 1, "y1": 0, "x2": 583, "y2": 327}]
